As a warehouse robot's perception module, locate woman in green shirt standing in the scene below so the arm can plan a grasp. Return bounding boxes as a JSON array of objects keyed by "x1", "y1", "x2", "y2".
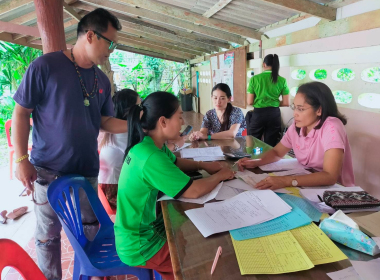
[
  {"x1": 247, "y1": 54, "x2": 290, "y2": 146},
  {"x1": 114, "y1": 91, "x2": 234, "y2": 280}
]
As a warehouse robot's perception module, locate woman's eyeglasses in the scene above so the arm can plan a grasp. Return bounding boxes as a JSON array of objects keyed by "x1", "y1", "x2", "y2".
[
  {"x1": 290, "y1": 104, "x2": 313, "y2": 113},
  {"x1": 86, "y1": 30, "x2": 118, "y2": 50}
]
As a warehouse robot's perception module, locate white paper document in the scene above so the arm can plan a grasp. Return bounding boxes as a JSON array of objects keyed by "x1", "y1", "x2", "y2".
[
  {"x1": 180, "y1": 147, "x2": 224, "y2": 158},
  {"x1": 272, "y1": 168, "x2": 311, "y2": 176},
  {"x1": 192, "y1": 156, "x2": 225, "y2": 162},
  {"x1": 215, "y1": 185, "x2": 245, "y2": 200},
  {"x1": 185, "y1": 191, "x2": 273, "y2": 237},
  {"x1": 223, "y1": 178, "x2": 254, "y2": 191},
  {"x1": 158, "y1": 182, "x2": 223, "y2": 204},
  {"x1": 235, "y1": 170, "x2": 269, "y2": 187},
  {"x1": 175, "y1": 143, "x2": 191, "y2": 152},
  {"x1": 327, "y1": 267, "x2": 361, "y2": 280},
  {"x1": 259, "y1": 158, "x2": 305, "y2": 171},
  {"x1": 351, "y1": 258, "x2": 380, "y2": 280}
]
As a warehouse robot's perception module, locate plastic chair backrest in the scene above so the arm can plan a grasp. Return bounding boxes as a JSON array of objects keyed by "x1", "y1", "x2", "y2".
[
  {"x1": 0, "y1": 239, "x2": 47, "y2": 280},
  {"x1": 47, "y1": 175, "x2": 113, "y2": 247},
  {"x1": 5, "y1": 119, "x2": 33, "y2": 148}
]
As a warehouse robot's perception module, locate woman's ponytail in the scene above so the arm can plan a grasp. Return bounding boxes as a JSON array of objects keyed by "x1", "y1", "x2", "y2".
[
  {"x1": 263, "y1": 54, "x2": 280, "y2": 84},
  {"x1": 124, "y1": 104, "x2": 145, "y2": 158}
]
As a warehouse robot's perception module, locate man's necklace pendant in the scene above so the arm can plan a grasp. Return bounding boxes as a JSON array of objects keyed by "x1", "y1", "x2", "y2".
[{"x1": 84, "y1": 98, "x2": 90, "y2": 106}]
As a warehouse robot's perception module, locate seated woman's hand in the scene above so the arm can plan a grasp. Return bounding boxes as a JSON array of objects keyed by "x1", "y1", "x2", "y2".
[
  {"x1": 188, "y1": 131, "x2": 205, "y2": 141},
  {"x1": 218, "y1": 167, "x2": 235, "y2": 181},
  {"x1": 168, "y1": 136, "x2": 186, "y2": 148},
  {"x1": 237, "y1": 158, "x2": 261, "y2": 171},
  {"x1": 255, "y1": 176, "x2": 289, "y2": 190}
]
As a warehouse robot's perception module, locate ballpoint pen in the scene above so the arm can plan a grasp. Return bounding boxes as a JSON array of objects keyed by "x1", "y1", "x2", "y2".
[{"x1": 211, "y1": 246, "x2": 222, "y2": 275}]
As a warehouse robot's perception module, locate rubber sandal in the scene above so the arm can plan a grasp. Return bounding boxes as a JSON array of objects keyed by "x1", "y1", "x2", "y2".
[
  {"x1": 6, "y1": 206, "x2": 28, "y2": 220},
  {"x1": 0, "y1": 210, "x2": 7, "y2": 224}
]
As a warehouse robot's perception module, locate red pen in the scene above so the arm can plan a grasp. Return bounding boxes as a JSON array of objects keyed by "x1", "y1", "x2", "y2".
[{"x1": 211, "y1": 246, "x2": 222, "y2": 275}]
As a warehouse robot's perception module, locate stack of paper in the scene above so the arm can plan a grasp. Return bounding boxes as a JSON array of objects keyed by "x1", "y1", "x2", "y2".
[
  {"x1": 235, "y1": 170, "x2": 269, "y2": 186},
  {"x1": 157, "y1": 182, "x2": 223, "y2": 204},
  {"x1": 259, "y1": 158, "x2": 306, "y2": 171},
  {"x1": 180, "y1": 146, "x2": 225, "y2": 161},
  {"x1": 185, "y1": 190, "x2": 292, "y2": 237},
  {"x1": 230, "y1": 198, "x2": 312, "y2": 240},
  {"x1": 232, "y1": 223, "x2": 347, "y2": 275}
]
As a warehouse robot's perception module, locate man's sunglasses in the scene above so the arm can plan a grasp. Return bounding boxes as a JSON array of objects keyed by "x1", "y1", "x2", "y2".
[{"x1": 86, "y1": 30, "x2": 118, "y2": 50}]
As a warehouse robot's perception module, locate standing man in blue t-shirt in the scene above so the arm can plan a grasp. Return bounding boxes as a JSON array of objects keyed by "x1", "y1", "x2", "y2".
[{"x1": 11, "y1": 8, "x2": 126, "y2": 280}]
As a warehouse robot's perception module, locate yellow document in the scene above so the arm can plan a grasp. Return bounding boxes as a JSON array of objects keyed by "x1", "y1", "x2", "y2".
[
  {"x1": 284, "y1": 187, "x2": 302, "y2": 198},
  {"x1": 290, "y1": 223, "x2": 347, "y2": 265},
  {"x1": 320, "y1": 213, "x2": 330, "y2": 220},
  {"x1": 232, "y1": 223, "x2": 347, "y2": 274},
  {"x1": 231, "y1": 231, "x2": 314, "y2": 274}
]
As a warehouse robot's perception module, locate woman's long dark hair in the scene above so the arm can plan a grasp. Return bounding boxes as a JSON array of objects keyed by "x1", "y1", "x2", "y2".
[
  {"x1": 263, "y1": 54, "x2": 280, "y2": 83},
  {"x1": 125, "y1": 91, "x2": 180, "y2": 157},
  {"x1": 100, "y1": 89, "x2": 139, "y2": 149},
  {"x1": 212, "y1": 83, "x2": 233, "y2": 131},
  {"x1": 296, "y1": 82, "x2": 347, "y2": 134}
]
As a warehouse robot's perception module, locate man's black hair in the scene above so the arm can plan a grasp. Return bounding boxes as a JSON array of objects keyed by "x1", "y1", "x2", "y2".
[{"x1": 77, "y1": 8, "x2": 121, "y2": 37}]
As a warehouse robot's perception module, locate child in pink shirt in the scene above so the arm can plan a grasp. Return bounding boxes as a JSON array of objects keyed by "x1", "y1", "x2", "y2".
[{"x1": 238, "y1": 82, "x2": 355, "y2": 189}]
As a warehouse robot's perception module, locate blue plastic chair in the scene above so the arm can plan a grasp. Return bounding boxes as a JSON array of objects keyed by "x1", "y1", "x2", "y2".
[{"x1": 47, "y1": 175, "x2": 162, "y2": 280}]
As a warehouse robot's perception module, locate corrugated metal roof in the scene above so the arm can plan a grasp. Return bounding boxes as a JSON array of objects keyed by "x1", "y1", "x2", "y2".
[{"x1": 0, "y1": 0, "x2": 351, "y2": 61}]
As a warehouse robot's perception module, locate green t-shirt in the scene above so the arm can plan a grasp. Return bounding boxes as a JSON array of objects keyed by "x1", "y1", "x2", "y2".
[
  {"x1": 247, "y1": 70, "x2": 289, "y2": 108},
  {"x1": 115, "y1": 136, "x2": 192, "y2": 266}
]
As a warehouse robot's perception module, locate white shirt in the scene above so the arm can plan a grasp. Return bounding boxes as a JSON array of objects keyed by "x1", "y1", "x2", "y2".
[{"x1": 98, "y1": 132, "x2": 128, "y2": 184}]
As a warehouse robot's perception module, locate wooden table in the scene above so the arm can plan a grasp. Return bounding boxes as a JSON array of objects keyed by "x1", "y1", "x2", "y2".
[{"x1": 162, "y1": 136, "x2": 375, "y2": 280}]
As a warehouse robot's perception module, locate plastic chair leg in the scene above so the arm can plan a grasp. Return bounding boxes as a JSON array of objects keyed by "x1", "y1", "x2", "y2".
[{"x1": 73, "y1": 256, "x2": 81, "y2": 280}]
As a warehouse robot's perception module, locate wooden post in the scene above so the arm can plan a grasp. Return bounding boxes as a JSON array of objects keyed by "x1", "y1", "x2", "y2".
[{"x1": 33, "y1": 0, "x2": 67, "y2": 54}]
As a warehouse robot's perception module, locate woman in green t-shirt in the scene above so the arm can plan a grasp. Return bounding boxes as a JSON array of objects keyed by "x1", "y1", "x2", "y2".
[
  {"x1": 114, "y1": 91, "x2": 234, "y2": 280},
  {"x1": 247, "y1": 54, "x2": 290, "y2": 146}
]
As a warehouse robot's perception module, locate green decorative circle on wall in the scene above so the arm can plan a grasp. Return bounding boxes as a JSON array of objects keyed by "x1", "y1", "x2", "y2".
[
  {"x1": 332, "y1": 68, "x2": 355, "y2": 82},
  {"x1": 358, "y1": 93, "x2": 380, "y2": 109},
  {"x1": 332, "y1": 90, "x2": 352, "y2": 104},
  {"x1": 291, "y1": 69, "x2": 306, "y2": 80},
  {"x1": 313, "y1": 69, "x2": 327, "y2": 80},
  {"x1": 361, "y1": 67, "x2": 380, "y2": 83}
]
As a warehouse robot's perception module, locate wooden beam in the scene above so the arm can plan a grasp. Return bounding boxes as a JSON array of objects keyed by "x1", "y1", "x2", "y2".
[
  {"x1": 113, "y1": 0, "x2": 261, "y2": 39},
  {"x1": 0, "y1": 32, "x2": 41, "y2": 49},
  {"x1": 7, "y1": 11, "x2": 36, "y2": 25},
  {"x1": 259, "y1": 13, "x2": 312, "y2": 33},
  {"x1": 202, "y1": 0, "x2": 233, "y2": 18},
  {"x1": 0, "y1": 0, "x2": 33, "y2": 16},
  {"x1": 75, "y1": 4, "x2": 227, "y2": 51},
  {"x1": 262, "y1": 9, "x2": 380, "y2": 49},
  {"x1": 118, "y1": 33, "x2": 202, "y2": 56},
  {"x1": 77, "y1": 0, "x2": 248, "y2": 44},
  {"x1": 259, "y1": 0, "x2": 336, "y2": 21},
  {"x1": 117, "y1": 45, "x2": 186, "y2": 63},
  {"x1": 326, "y1": 0, "x2": 363, "y2": 8},
  {"x1": 118, "y1": 37, "x2": 194, "y2": 60},
  {"x1": 189, "y1": 56, "x2": 205, "y2": 64},
  {"x1": 63, "y1": 1, "x2": 82, "y2": 21},
  {"x1": 0, "y1": 21, "x2": 40, "y2": 37}
]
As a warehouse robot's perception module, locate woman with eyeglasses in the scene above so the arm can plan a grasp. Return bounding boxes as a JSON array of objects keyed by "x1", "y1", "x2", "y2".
[
  {"x1": 238, "y1": 82, "x2": 355, "y2": 189},
  {"x1": 246, "y1": 54, "x2": 290, "y2": 146}
]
